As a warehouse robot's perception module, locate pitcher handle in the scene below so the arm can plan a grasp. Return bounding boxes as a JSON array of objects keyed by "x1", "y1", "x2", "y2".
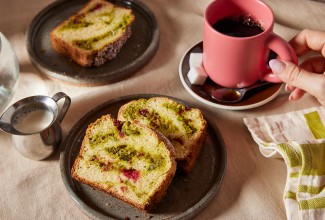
[{"x1": 52, "y1": 92, "x2": 71, "y2": 123}]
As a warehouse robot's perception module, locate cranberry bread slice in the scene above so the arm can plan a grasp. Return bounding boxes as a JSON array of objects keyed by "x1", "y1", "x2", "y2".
[
  {"x1": 50, "y1": 0, "x2": 135, "y2": 67},
  {"x1": 117, "y1": 97, "x2": 207, "y2": 174},
  {"x1": 71, "y1": 114, "x2": 176, "y2": 211}
]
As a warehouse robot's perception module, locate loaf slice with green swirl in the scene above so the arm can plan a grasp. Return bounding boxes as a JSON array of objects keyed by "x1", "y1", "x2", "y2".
[
  {"x1": 71, "y1": 114, "x2": 176, "y2": 211},
  {"x1": 117, "y1": 97, "x2": 207, "y2": 174},
  {"x1": 50, "y1": 0, "x2": 135, "y2": 67}
]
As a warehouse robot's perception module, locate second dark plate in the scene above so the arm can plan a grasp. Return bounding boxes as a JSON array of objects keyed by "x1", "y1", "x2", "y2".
[{"x1": 27, "y1": 0, "x2": 159, "y2": 86}]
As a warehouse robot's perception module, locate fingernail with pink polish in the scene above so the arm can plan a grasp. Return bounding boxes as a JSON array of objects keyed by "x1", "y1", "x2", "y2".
[
  {"x1": 269, "y1": 59, "x2": 285, "y2": 74},
  {"x1": 289, "y1": 93, "x2": 294, "y2": 101},
  {"x1": 285, "y1": 84, "x2": 290, "y2": 92}
]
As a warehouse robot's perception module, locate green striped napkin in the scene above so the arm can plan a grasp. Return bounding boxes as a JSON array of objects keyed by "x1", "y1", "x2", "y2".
[{"x1": 243, "y1": 107, "x2": 325, "y2": 220}]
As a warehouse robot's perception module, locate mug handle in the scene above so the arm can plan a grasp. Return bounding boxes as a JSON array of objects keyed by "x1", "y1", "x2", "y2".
[
  {"x1": 52, "y1": 92, "x2": 71, "y2": 123},
  {"x1": 262, "y1": 33, "x2": 298, "y2": 82}
]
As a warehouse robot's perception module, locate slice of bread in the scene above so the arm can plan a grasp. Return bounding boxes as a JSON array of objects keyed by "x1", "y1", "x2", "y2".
[
  {"x1": 50, "y1": 0, "x2": 135, "y2": 67},
  {"x1": 117, "y1": 97, "x2": 207, "y2": 174},
  {"x1": 71, "y1": 114, "x2": 176, "y2": 211}
]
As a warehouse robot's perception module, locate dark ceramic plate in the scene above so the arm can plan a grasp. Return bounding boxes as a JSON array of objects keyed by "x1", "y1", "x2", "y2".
[
  {"x1": 59, "y1": 94, "x2": 226, "y2": 220},
  {"x1": 179, "y1": 41, "x2": 283, "y2": 110},
  {"x1": 27, "y1": 0, "x2": 159, "y2": 86}
]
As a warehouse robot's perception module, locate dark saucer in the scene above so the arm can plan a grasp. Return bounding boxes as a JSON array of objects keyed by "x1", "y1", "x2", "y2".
[{"x1": 179, "y1": 41, "x2": 283, "y2": 110}]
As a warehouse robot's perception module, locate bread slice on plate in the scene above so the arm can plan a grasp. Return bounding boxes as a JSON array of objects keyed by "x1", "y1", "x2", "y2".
[
  {"x1": 117, "y1": 97, "x2": 207, "y2": 174},
  {"x1": 71, "y1": 114, "x2": 176, "y2": 211},
  {"x1": 50, "y1": 0, "x2": 135, "y2": 67}
]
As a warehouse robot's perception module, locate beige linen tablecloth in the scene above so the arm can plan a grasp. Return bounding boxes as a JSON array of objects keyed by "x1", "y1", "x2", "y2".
[{"x1": 1, "y1": 0, "x2": 325, "y2": 219}]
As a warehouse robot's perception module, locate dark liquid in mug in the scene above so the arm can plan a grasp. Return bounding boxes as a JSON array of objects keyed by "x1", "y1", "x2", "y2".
[{"x1": 213, "y1": 15, "x2": 264, "y2": 37}]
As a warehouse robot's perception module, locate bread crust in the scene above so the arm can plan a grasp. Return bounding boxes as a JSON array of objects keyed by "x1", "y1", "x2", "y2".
[
  {"x1": 177, "y1": 127, "x2": 207, "y2": 174},
  {"x1": 71, "y1": 114, "x2": 176, "y2": 211},
  {"x1": 50, "y1": 0, "x2": 135, "y2": 67}
]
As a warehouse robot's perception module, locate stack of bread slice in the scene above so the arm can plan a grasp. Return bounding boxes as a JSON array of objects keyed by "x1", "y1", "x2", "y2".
[{"x1": 71, "y1": 97, "x2": 207, "y2": 211}]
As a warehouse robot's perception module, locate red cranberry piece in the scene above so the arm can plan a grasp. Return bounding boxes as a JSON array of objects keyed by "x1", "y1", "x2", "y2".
[
  {"x1": 122, "y1": 169, "x2": 140, "y2": 182},
  {"x1": 120, "y1": 186, "x2": 127, "y2": 192},
  {"x1": 139, "y1": 109, "x2": 149, "y2": 116}
]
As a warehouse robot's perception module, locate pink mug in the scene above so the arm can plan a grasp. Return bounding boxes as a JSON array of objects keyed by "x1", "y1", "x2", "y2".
[{"x1": 203, "y1": 0, "x2": 298, "y2": 88}]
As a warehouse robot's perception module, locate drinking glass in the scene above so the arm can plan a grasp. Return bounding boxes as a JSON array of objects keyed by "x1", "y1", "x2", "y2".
[{"x1": 0, "y1": 32, "x2": 19, "y2": 114}]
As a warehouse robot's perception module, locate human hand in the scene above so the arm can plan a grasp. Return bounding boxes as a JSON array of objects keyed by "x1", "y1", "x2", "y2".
[{"x1": 269, "y1": 29, "x2": 325, "y2": 106}]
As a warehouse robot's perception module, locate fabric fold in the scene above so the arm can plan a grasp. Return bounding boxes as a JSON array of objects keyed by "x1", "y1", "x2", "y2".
[{"x1": 244, "y1": 107, "x2": 325, "y2": 220}]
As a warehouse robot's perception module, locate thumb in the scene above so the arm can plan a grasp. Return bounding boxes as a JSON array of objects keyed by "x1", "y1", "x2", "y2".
[{"x1": 269, "y1": 59, "x2": 319, "y2": 95}]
